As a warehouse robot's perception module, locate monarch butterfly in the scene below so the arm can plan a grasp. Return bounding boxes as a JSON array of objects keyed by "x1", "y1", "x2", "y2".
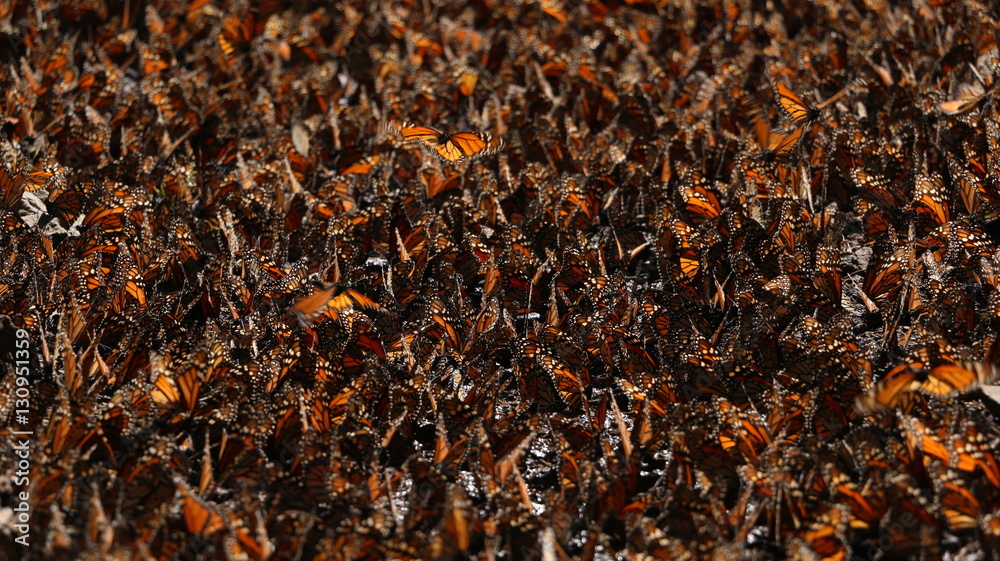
[
  {"x1": 2, "y1": 213, "x2": 25, "y2": 232},
  {"x1": 24, "y1": 162, "x2": 66, "y2": 192},
  {"x1": 180, "y1": 490, "x2": 227, "y2": 536},
  {"x1": 110, "y1": 266, "x2": 147, "y2": 312},
  {"x1": 484, "y1": 258, "x2": 536, "y2": 313},
  {"x1": 924, "y1": 363, "x2": 999, "y2": 395},
  {"x1": 929, "y1": 470, "x2": 979, "y2": 531},
  {"x1": 555, "y1": 173, "x2": 600, "y2": 227},
  {"x1": 218, "y1": 12, "x2": 257, "y2": 65},
  {"x1": 0, "y1": 163, "x2": 26, "y2": 215},
  {"x1": 46, "y1": 180, "x2": 93, "y2": 224},
  {"x1": 151, "y1": 363, "x2": 201, "y2": 413},
  {"x1": 540, "y1": 353, "x2": 586, "y2": 412},
  {"x1": 517, "y1": 330, "x2": 587, "y2": 413},
  {"x1": 861, "y1": 209, "x2": 893, "y2": 238},
  {"x1": 423, "y1": 297, "x2": 460, "y2": 346},
  {"x1": 308, "y1": 387, "x2": 339, "y2": 433},
  {"x1": 828, "y1": 467, "x2": 886, "y2": 530},
  {"x1": 39, "y1": 40, "x2": 78, "y2": 96},
  {"x1": 850, "y1": 168, "x2": 906, "y2": 212},
  {"x1": 120, "y1": 453, "x2": 178, "y2": 512},
  {"x1": 762, "y1": 125, "x2": 804, "y2": 162},
  {"x1": 772, "y1": 79, "x2": 822, "y2": 125},
  {"x1": 949, "y1": 155, "x2": 985, "y2": 216},
  {"x1": 290, "y1": 286, "x2": 383, "y2": 326},
  {"x1": 668, "y1": 220, "x2": 701, "y2": 280},
  {"x1": 82, "y1": 205, "x2": 125, "y2": 233},
  {"x1": 340, "y1": 154, "x2": 382, "y2": 175},
  {"x1": 555, "y1": 250, "x2": 593, "y2": 295},
  {"x1": 734, "y1": 155, "x2": 775, "y2": 203},
  {"x1": 901, "y1": 415, "x2": 1000, "y2": 487},
  {"x1": 863, "y1": 249, "x2": 908, "y2": 304},
  {"x1": 421, "y1": 169, "x2": 462, "y2": 198},
  {"x1": 792, "y1": 507, "x2": 847, "y2": 561},
  {"x1": 857, "y1": 362, "x2": 999, "y2": 411},
  {"x1": 55, "y1": 120, "x2": 109, "y2": 168},
  {"x1": 911, "y1": 173, "x2": 950, "y2": 226},
  {"x1": 813, "y1": 247, "x2": 842, "y2": 304},
  {"x1": 681, "y1": 170, "x2": 723, "y2": 221},
  {"x1": 268, "y1": 405, "x2": 303, "y2": 459},
  {"x1": 386, "y1": 120, "x2": 506, "y2": 162},
  {"x1": 718, "y1": 399, "x2": 771, "y2": 465},
  {"x1": 923, "y1": 221, "x2": 994, "y2": 262}
]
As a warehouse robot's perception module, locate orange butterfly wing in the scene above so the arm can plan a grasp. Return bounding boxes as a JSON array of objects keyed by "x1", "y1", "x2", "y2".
[
  {"x1": 436, "y1": 132, "x2": 504, "y2": 162},
  {"x1": 389, "y1": 121, "x2": 504, "y2": 162},
  {"x1": 446, "y1": 132, "x2": 489, "y2": 157},
  {"x1": 862, "y1": 250, "x2": 905, "y2": 301},
  {"x1": 773, "y1": 80, "x2": 818, "y2": 125},
  {"x1": 433, "y1": 139, "x2": 467, "y2": 162},
  {"x1": 340, "y1": 154, "x2": 382, "y2": 175},
  {"x1": 291, "y1": 287, "x2": 336, "y2": 325},
  {"x1": 682, "y1": 172, "x2": 722, "y2": 220},
  {"x1": 458, "y1": 72, "x2": 478, "y2": 96},
  {"x1": 912, "y1": 173, "x2": 950, "y2": 226},
  {"x1": 764, "y1": 125, "x2": 804, "y2": 161},
  {"x1": 391, "y1": 121, "x2": 443, "y2": 144}
]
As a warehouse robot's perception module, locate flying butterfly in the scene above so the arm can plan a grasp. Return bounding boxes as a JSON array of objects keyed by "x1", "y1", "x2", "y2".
[
  {"x1": 762, "y1": 125, "x2": 805, "y2": 163},
  {"x1": 290, "y1": 286, "x2": 384, "y2": 326},
  {"x1": 857, "y1": 362, "x2": 1000, "y2": 411},
  {"x1": 385, "y1": 120, "x2": 506, "y2": 163},
  {"x1": 771, "y1": 78, "x2": 822, "y2": 126}
]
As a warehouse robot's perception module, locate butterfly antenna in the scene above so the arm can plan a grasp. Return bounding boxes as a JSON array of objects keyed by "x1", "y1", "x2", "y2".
[{"x1": 714, "y1": 133, "x2": 733, "y2": 180}]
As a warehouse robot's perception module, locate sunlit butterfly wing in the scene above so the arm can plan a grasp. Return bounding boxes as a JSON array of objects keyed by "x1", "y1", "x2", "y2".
[
  {"x1": 388, "y1": 120, "x2": 506, "y2": 163},
  {"x1": 772, "y1": 79, "x2": 821, "y2": 125},
  {"x1": 763, "y1": 125, "x2": 804, "y2": 163},
  {"x1": 910, "y1": 173, "x2": 950, "y2": 227}
]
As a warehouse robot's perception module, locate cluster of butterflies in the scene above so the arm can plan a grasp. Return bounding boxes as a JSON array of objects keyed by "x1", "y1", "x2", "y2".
[{"x1": 2, "y1": 1, "x2": 1000, "y2": 560}]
